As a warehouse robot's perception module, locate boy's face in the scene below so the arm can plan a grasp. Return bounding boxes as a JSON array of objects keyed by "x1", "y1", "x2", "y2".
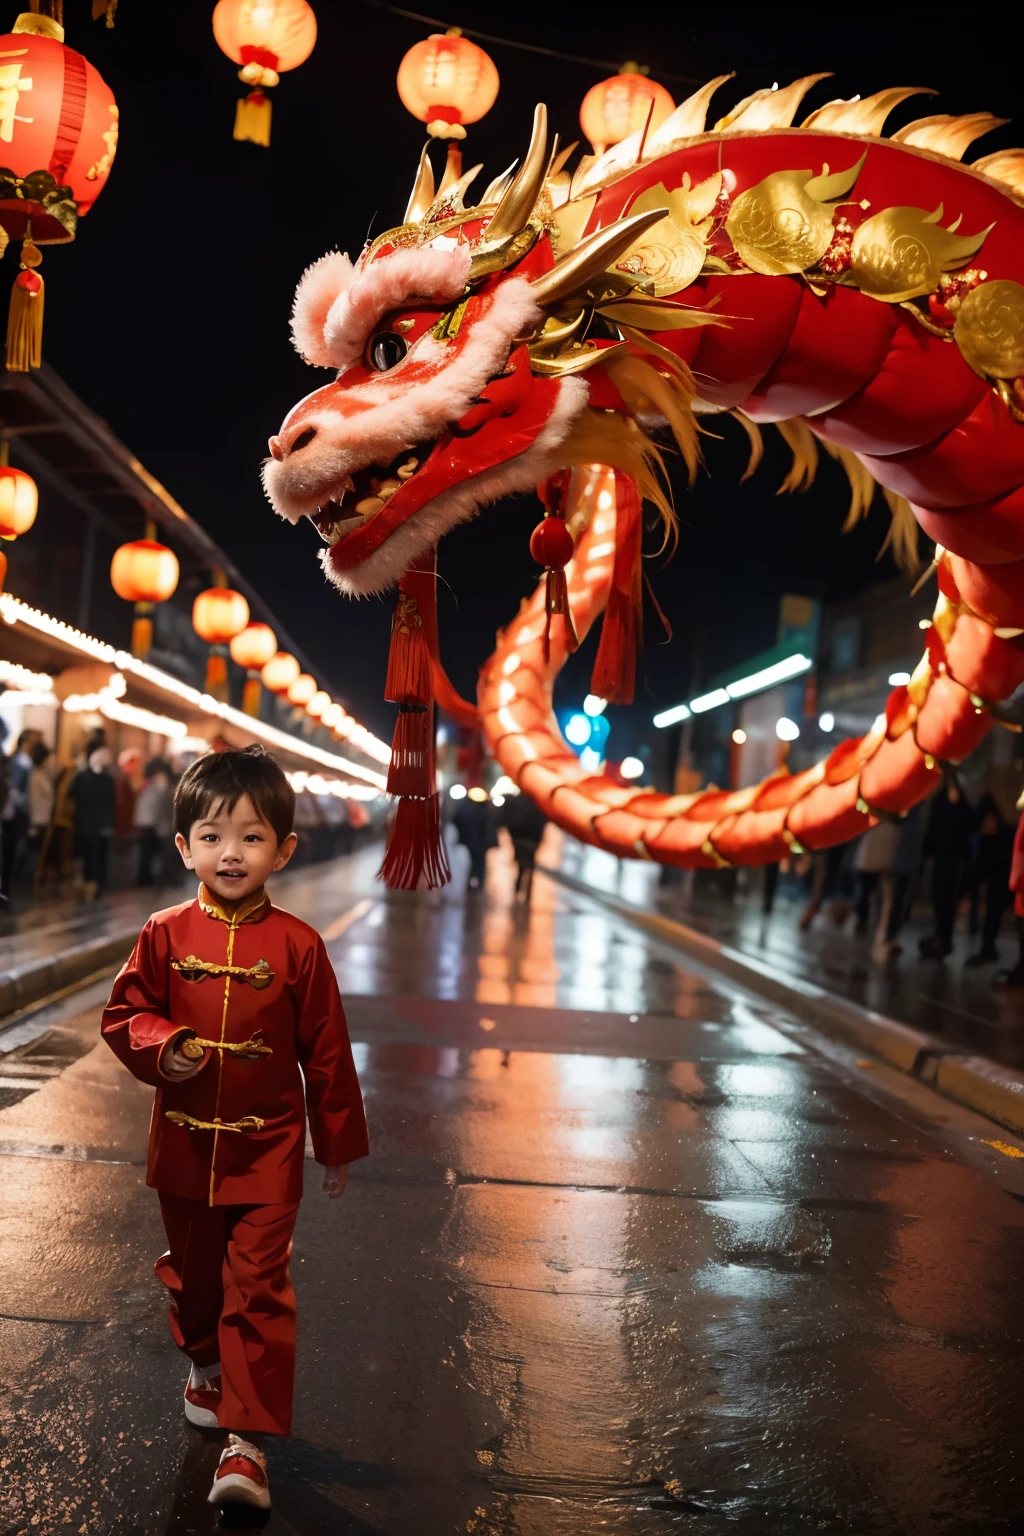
[{"x1": 175, "y1": 794, "x2": 297, "y2": 907}]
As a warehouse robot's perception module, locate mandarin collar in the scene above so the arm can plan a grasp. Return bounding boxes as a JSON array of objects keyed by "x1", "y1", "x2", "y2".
[{"x1": 197, "y1": 883, "x2": 270, "y2": 927}]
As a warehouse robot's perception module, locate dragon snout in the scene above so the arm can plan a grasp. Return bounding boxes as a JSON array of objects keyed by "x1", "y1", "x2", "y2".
[{"x1": 269, "y1": 425, "x2": 318, "y2": 460}]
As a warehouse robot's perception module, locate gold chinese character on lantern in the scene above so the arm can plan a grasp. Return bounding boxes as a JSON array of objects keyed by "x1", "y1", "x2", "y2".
[{"x1": 0, "y1": 52, "x2": 33, "y2": 144}]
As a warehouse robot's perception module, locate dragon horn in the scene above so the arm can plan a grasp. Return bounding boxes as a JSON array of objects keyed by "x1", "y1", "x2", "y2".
[
  {"x1": 529, "y1": 207, "x2": 669, "y2": 309},
  {"x1": 405, "y1": 143, "x2": 435, "y2": 224},
  {"x1": 481, "y1": 103, "x2": 549, "y2": 248}
]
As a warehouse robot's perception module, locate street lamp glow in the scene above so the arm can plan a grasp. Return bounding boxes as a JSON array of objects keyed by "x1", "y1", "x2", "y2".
[
  {"x1": 888, "y1": 671, "x2": 911, "y2": 686},
  {"x1": 732, "y1": 728, "x2": 747, "y2": 745},
  {"x1": 583, "y1": 694, "x2": 608, "y2": 717},
  {"x1": 726, "y1": 652, "x2": 813, "y2": 700},
  {"x1": 620, "y1": 756, "x2": 644, "y2": 779},
  {"x1": 819, "y1": 712, "x2": 835, "y2": 733},
  {"x1": 565, "y1": 712, "x2": 592, "y2": 746},
  {"x1": 468, "y1": 786, "x2": 488, "y2": 803},
  {"x1": 653, "y1": 652, "x2": 813, "y2": 728},
  {"x1": 652, "y1": 702, "x2": 691, "y2": 728},
  {"x1": 690, "y1": 687, "x2": 730, "y2": 714},
  {"x1": 449, "y1": 783, "x2": 467, "y2": 799},
  {"x1": 776, "y1": 717, "x2": 800, "y2": 741}
]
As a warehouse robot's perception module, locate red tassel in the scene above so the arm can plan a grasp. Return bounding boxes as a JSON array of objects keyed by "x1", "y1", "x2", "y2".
[
  {"x1": 378, "y1": 792, "x2": 451, "y2": 890},
  {"x1": 543, "y1": 566, "x2": 579, "y2": 662},
  {"x1": 591, "y1": 473, "x2": 642, "y2": 705},
  {"x1": 387, "y1": 704, "x2": 434, "y2": 797},
  {"x1": 385, "y1": 588, "x2": 432, "y2": 704},
  {"x1": 379, "y1": 548, "x2": 452, "y2": 890}
]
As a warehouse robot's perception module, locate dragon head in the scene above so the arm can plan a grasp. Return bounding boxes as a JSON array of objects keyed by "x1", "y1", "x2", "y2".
[{"x1": 262, "y1": 105, "x2": 685, "y2": 595}]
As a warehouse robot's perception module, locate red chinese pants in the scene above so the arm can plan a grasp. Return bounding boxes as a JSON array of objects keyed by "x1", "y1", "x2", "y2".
[{"x1": 156, "y1": 1194, "x2": 300, "y2": 1436}]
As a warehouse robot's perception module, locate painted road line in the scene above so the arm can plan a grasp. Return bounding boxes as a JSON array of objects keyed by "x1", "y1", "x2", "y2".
[{"x1": 321, "y1": 897, "x2": 376, "y2": 943}]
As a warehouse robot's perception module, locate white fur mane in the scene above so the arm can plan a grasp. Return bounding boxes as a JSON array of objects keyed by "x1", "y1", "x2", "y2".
[{"x1": 290, "y1": 244, "x2": 473, "y2": 373}]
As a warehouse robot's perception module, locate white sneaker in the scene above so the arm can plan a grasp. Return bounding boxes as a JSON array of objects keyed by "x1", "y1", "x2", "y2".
[
  {"x1": 183, "y1": 1361, "x2": 221, "y2": 1428},
  {"x1": 208, "y1": 1434, "x2": 270, "y2": 1510}
]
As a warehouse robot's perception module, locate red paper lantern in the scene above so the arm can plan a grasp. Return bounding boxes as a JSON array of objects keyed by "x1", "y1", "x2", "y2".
[
  {"x1": 0, "y1": 547, "x2": 6, "y2": 594},
  {"x1": 193, "y1": 586, "x2": 250, "y2": 644},
  {"x1": 0, "y1": 14, "x2": 118, "y2": 371},
  {"x1": 396, "y1": 30, "x2": 498, "y2": 139},
  {"x1": 579, "y1": 71, "x2": 674, "y2": 154},
  {"x1": 229, "y1": 621, "x2": 278, "y2": 670},
  {"x1": 0, "y1": 464, "x2": 38, "y2": 537},
  {"x1": 287, "y1": 671, "x2": 317, "y2": 706},
  {"x1": 212, "y1": 0, "x2": 317, "y2": 147},
  {"x1": 260, "y1": 650, "x2": 301, "y2": 693},
  {"x1": 110, "y1": 539, "x2": 179, "y2": 604},
  {"x1": 306, "y1": 689, "x2": 330, "y2": 719}
]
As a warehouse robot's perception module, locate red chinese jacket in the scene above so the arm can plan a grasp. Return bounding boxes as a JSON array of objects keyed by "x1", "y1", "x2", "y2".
[{"x1": 101, "y1": 884, "x2": 368, "y2": 1205}]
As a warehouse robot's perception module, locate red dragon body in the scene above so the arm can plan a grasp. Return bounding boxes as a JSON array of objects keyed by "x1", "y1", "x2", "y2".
[{"x1": 263, "y1": 77, "x2": 1024, "y2": 882}]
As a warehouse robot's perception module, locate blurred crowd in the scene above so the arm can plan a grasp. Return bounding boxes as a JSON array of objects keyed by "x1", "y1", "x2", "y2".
[
  {"x1": 449, "y1": 787, "x2": 549, "y2": 901},
  {"x1": 0, "y1": 727, "x2": 373, "y2": 909},
  {"x1": 767, "y1": 774, "x2": 1024, "y2": 983},
  {"x1": 1, "y1": 725, "x2": 133, "y2": 903}
]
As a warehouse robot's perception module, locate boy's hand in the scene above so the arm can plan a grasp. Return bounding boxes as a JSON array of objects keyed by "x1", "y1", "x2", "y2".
[
  {"x1": 323, "y1": 1164, "x2": 350, "y2": 1199},
  {"x1": 160, "y1": 1034, "x2": 204, "y2": 1080}
]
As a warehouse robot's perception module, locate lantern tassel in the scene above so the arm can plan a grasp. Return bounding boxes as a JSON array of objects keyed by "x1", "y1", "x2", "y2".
[
  {"x1": 385, "y1": 584, "x2": 432, "y2": 706},
  {"x1": 5, "y1": 243, "x2": 44, "y2": 374},
  {"x1": 591, "y1": 473, "x2": 642, "y2": 705},
  {"x1": 205, "y1": 651, "x2": 229, "y2": 702},
  {"x1": 378, "y1": 792, "x2": 451, "y2": 891},
  {"x1": 387, "y1": 704, "x2": 434, "y2": 798},
  {"x1": 379, "y1": 549, "x2": 450, "y2": 890},
  {"x1": 234, "y1": 89, "x2": 272, "y2": 147},
  {"x1": 242, "y1": 675, "x2": 262, "y2": 717},
  {"x1": 130, "y1": 615, "x2": 153, "y2": 660},
  {"x1": 543, "y1": 567, "x2": 579, "y2": 664}
]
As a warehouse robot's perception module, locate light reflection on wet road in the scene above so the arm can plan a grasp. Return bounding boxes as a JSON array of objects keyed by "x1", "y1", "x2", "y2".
[{"x1": 2, "y1": 843, "x2": 1024, "y2": 1534}]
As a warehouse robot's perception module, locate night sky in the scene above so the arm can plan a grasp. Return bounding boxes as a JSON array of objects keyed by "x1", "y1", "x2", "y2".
[{"x1": 31, "y1": 1, "x2": 1020, "y2": 744}]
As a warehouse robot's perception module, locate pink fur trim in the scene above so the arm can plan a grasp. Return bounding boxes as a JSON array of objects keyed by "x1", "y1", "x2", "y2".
[
  {"x1": 325, "y1": 378, "x2": 589, "y2": 597},
  {"x1": 291, "y1": 252, "x2": 354, "y2": 367},
  {"x1": 264, "y1": 278, "x2": 545, "y2": 524},
  {"x1": 325, "y1": 245, "x2": 473, "y2": 374}
]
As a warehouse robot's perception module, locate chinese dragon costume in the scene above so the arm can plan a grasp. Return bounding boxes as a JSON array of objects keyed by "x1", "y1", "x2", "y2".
[{"x1": 263, "y1": 75, "x2": 1024, "y2": 888}]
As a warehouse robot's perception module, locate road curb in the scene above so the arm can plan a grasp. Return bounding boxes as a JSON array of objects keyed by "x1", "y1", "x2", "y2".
[
  {"x1": 935, "y1": 1054, "x2": 1024, "y2": 1137},
  {"x1": 0, "y1": 930, "x2": 133, "y2": 1025},
  {"x1": 541, "y1": 864, "x2": 1024, "y2": 1138}
]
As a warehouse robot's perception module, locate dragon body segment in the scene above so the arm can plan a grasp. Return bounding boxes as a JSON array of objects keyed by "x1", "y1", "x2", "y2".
[{"x1": 264, "y1": 79, "x2": 1024, "y2": 880}]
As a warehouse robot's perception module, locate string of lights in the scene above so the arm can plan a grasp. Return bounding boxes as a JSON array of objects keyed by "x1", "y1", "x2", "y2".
[{"x1": 356, "y1": 0, "x2": 704, "y2": 86}]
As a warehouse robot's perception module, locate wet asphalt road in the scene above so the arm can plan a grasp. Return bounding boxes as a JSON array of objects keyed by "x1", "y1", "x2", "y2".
[{"x1": 2, "y1": 841, "x2": 1024, "y2": 1535}]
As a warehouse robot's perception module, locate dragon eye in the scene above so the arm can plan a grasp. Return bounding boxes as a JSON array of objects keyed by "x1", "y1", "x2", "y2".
[{"x1": 369, "y1": 331, "x2": 408, "y2": 372}]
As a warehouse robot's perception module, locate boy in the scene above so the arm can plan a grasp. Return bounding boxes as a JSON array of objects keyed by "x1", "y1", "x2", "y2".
[{"x1": 102, "y1": 745, "x2": 368, "y2": 1512}]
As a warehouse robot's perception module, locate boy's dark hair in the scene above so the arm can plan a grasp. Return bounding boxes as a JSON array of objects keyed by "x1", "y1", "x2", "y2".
[{"x1": 174, "y1": 745, "x2": 294, "y2": 845}]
